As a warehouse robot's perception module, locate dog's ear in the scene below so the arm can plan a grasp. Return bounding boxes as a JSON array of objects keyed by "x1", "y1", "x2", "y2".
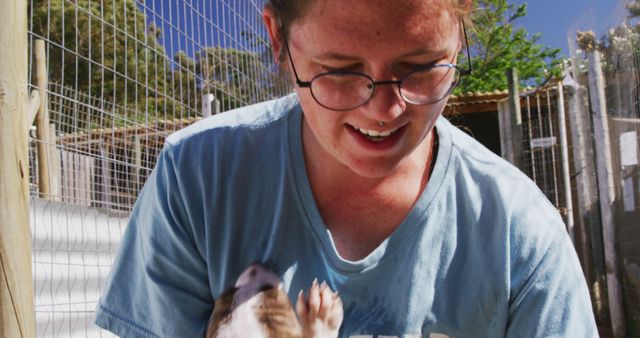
[{"x1": 206, "y1": 287, "x2": 238, "y2": 338}]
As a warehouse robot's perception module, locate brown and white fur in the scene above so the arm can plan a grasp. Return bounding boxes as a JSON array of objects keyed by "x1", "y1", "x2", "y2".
[{"x1": 207, "y1": 263, "x2": 343, "y2": 338}]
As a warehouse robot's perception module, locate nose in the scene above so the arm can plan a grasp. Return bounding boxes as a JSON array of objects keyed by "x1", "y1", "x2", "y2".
[{"x1": 365, "y1": 81, "x2": 406, "y2": 123}]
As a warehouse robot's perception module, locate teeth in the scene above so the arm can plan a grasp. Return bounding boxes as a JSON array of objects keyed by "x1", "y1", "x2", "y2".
[{"x1": 354, "y1": 126, "x2": 399, "y2": 138}]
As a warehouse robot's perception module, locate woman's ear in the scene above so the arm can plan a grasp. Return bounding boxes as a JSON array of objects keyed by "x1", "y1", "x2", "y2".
[{"x1": 262, "y1": 7, "x2": 283, "y2": 65}]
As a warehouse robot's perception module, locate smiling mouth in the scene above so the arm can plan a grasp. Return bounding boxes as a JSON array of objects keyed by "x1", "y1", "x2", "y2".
[{"x1": 351, "y1": 125, "x2": 401, "y2": 142}]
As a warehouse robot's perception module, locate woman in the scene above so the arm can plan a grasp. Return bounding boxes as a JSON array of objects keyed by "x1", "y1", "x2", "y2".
[{"x1": 95, "y1": 0, "x2": 598, "y2": 337}]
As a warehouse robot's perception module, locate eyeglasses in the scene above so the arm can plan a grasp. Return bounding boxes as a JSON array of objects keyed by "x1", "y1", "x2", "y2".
[{"x1": 284, "y1": 22, "x2": 473, "y2": 112}]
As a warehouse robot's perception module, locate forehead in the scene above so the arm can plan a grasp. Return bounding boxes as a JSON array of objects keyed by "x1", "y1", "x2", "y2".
[{"x1": 292, "y1": 0, "x2": 458, "y2": 50}]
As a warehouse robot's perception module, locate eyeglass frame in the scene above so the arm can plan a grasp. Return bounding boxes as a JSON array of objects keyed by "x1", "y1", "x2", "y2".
[{"x1": 283, "y1": 21, "x2": 473, "y2": 111}]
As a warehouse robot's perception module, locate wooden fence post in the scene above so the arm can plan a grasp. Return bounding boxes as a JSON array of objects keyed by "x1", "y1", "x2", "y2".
[
  {"x1": 588, "y1": 49, "x2": 626, "y2": 338},
  {"x1": 49, "y1": 123, "x2": 61, "y2": 202},
  {"x1": 0, "y1": 0, "x2": 36, "y2": 336},
  {"x1": 565, "y1": 80, "x2": 609, "y2": 323},
  {"x1": 34, "y1": 39, "x2": 51, "y2": 198},
  {"x1": 498, "y1": 100, "x2": 514, "y2": 162},
  {"x1": 202, "y1": 94, "x2": 214, "y2": 117},
  {"x1": 134, "y1": 135, "x2": 142, "y2": 192},
  {"x1": 507, "y1": 68, "x2": 524, "y2": 170},
  {"x1": 556, "y1": 83, "x2": 575, "y2": 241}
]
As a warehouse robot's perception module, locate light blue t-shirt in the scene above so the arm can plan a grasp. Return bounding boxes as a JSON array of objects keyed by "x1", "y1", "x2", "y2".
[{"x1": 94, "y1": 94, "x2": 597, "y2": 337}]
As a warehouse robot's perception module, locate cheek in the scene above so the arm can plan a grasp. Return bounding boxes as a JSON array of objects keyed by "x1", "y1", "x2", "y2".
[
  {"x1": 425, "y1": 99, "x2": 447, "y2": 120},
  {"x1": 405, "y1": 103, "x2": 446, "y2": 141},
  {"x1": 299, "y1": 96, "x2": 343, "y2": 132}
]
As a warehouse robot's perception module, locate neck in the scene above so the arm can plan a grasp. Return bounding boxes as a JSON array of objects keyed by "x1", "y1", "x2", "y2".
[
  {"x1": 303, "y1": 121, "x2": 436, "y2": 196},
  {"x1": 302, "y1": 118, "x2": 437, "y2": 260}
]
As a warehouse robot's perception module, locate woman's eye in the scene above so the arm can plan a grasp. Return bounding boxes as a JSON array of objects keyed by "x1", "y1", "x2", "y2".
[
  {"x1": 321, "y1": 65, "x2": 355, "y2": 73},
  {"x1": 403, "y1": 61, "x2": 436, "y2": 69},
  {"x1": 321, "y1": 66, "x2": 343, "y2": 72},
  {"x1": 396, "y1": 63, "x2": 431, "y2": 75}
]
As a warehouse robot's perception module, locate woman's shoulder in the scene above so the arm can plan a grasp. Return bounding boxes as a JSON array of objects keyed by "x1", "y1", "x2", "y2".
[
  {"x1": 437, "y1": 117, "x2": 533, "y2": 189},
  {"x1": 437, "y1": 116, "x2": 564, "y2": 232},
  {"x1": 165, "y1": 93, "x2": 299, "y2": 148}
]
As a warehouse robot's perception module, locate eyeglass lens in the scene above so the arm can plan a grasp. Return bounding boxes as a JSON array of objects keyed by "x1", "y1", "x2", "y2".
[{"x1": 309, "y1": 65, "x2": 461, "y2": 111}]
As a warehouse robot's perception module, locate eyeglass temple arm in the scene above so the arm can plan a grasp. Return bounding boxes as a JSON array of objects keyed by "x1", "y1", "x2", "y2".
[{"x1": 282, "y1": 33, "x2": 312, "y2": 88}]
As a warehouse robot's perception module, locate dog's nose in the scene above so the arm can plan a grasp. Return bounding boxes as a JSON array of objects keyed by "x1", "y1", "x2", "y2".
[
  {"x1": 232, "y1": 263, "x2": 283, "y2": 308},
  {"x1": 235, "y1": 263, "x2": 282, "y2": 289},
  {"x1": 258, "y1": 284, "x2": 276, "y2": 292}
]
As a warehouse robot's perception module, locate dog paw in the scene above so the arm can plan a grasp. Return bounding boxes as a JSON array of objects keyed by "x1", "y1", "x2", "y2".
[{"x1": 295, "y1": 279, "x2": 343, "y2": 338}]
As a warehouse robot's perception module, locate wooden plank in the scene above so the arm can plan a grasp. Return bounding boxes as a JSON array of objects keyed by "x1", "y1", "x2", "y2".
[
  {"x1": 73, "y1": 152, "x2": 80, "y2": 205},
  {"x1": 497, "y1": 99, "x2": 513, "y2": 162},
  {"x1": 556, "y1": 84, "x2": 575, "y2": 241},
  {"x1": 89, "y1": 156, "x2": 96, "y2": 205},
  {"x1": 48, "y1": 124, "x2": 61, "y2": 202},
  {"x1": 62, "y1": 151, "x2": 72, "y2": 204},
  {"x1": 78, "y1": 153, "x2": 87, "y2": 205},
  {"x1": 100, "y1": 145, "x2": 112, "y2": 209},
  {"x1": 0, "y1": 0, "x2": 36, "y2": 336},
  {"x1": 84, "y1": 155, "x2": 93, "y2": 206},
  {"x1": 134, "y1": 135, "x2": 142, "y2": 191},
  {"x1": 444, "y1": 101, "x2": 499, "y2": 115},
  {"x1": 507, "y1": 68, "x2": 524, "y2": 170},
  {"x1": 564, "y1": 81, "x2": 611, "y2": 324}
]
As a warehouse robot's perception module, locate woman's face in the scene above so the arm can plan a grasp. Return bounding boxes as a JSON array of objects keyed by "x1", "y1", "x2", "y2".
[{"x1": 273, "y1": 0, "x2": 462, "y2": 179}]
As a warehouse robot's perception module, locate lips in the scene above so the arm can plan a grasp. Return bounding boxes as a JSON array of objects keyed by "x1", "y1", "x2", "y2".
[
  {"x1": 346, "y1": 123, "x2": 406, "y2": 150},
  {"x1": 351, "y1": 125, "x2": 401, "y2": 142}
]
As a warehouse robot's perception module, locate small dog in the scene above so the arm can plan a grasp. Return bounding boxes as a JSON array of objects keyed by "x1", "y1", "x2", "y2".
[{"x1": 206, "y1": 263, "x2": 343, "y2": 338}]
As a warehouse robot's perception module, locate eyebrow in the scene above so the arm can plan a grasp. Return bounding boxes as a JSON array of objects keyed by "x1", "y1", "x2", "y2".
[
  {"x1": 400, "y1": 48, "x2": 450, "y2": 58},
  {"x1": 312, "y1": 52, "x2": 361, "y2": 63},
  {"x1": 311, "y1": 48, "x2": 450, "y2": 63}
]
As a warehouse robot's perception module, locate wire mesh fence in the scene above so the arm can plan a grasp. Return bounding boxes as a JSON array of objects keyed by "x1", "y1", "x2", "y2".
[
  {"x1": 26, "y1": 0, "x2": 287, "y2": 336},
  {"x1": 596, "y1": 22, "x2": 640, "y2": 336},
  {"x1": 493, "y1": 10, "x2": 640, "y2": 334},
  {"x1": 510, "y1": 81, "x2": 611, "y2": 327},
  {"x1": 519, "y1": 87, "x2": 567, "y2": 215},
  {"x1": 20, "y1": 0, "x2": 640, "y2": 337},
  {"x1": 512, "y1": 8, "x2": 640, "y2": 335}
]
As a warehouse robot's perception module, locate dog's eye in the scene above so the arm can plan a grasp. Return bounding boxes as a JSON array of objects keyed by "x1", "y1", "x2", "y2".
[{"x1": 258, "y1": 284, "x2": 274, "y2": 292}]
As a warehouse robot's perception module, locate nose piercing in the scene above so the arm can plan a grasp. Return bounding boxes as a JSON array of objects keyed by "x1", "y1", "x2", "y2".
[{"x1": 378, "y1": 121, "x2": 385, "y2": 127}]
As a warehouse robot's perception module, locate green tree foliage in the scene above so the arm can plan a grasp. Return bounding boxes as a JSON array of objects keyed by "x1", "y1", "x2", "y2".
[
  {"x1": 197, "y1": 47, "x2": 277, "y2": 111},
  {"x1": 628, "y1": 0, "x2": 640, "y2": 19},
  {"x1": 30, "y1": 0, "x2": 283, "y2": 131},
  {"x1": 30, "y1": 0, "x2": 168, "y2": 115},
  {"x1": 163, "y1": 47, "x2": 274, "y2": 114},
  {"x1": 456, "y1": 1, "x2": 563, "y2": 93}
]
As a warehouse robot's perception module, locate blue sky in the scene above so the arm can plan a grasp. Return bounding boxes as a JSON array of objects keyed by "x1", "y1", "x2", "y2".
[
  {"x1": 142, "y1": 0, "x2": 265, "y2": 59},
  {"x1": 512, "y1": 0, "x2": 628, "y2": 57}
]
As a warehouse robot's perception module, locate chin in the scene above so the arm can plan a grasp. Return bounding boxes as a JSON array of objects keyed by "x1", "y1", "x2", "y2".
[{"x1": 344, "y1": 156, "x2": 406, "y2": 179}]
